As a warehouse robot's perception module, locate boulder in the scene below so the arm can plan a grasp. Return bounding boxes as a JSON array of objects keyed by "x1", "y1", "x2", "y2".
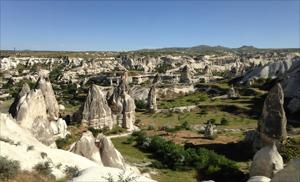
[
  {"x1": 35, "y1": 71, "x2": 59, "y2": 121},
  {"x1": 249, "y1": 144, "x2": 283, "y2": 178},
  {"x1": 247, "y1": 176, "x2": 271, "y2": 182},
  {"x1": 147, "y1": 85, "x2": 157, "y2": 113},
  {"x1": 96, "y1": 134, "x2": 126, "y2": 169},
  {"x1": 256, "y1": 83, "x2": 287, "y2": 148},
  {"x1": 271, "y1": 157, "x2": 300, "y2": 182},
  {"x1": 50, "y1": 118, "x2": 68, "y2": 139},
  {"x1": 82, "y1": 84, "x2": 114, "y2": 129},
  {"x1": 70, "y1": 131, "x2": 103, "y2": 165}
]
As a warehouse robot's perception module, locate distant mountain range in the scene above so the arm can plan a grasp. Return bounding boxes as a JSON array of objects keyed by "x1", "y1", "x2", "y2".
[{"x1": 136, "y1": 45, "x2": 299, "y2": 55}]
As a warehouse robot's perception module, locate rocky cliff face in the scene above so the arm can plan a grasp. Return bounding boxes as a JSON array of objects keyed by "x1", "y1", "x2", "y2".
[
  {"x1": 281, "y1": 58, "x2": 300, "y2": 121},
  {"x1": 82, "y1": 84, "x2": 114, "y2": 129},
  {"x1": 35, "y1": 71, "x2": 59, "y2": 121}
]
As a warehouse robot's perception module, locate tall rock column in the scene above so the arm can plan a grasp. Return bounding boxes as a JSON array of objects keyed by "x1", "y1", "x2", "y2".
[
  {"x1": 108, "y1": 72, "x2": 136, "y2": 131},
  {"x1": 35, "y1": 70, "x2": 59, "y2": 121},
  {"x1": 147, "y1": 85, "x2": 157, "y2": 113},
  {"x1": 254, "y1": 83, "x2": 287, "y2": 149},
  {"x1": 180, "y1": 65, "x2": 192, "y2": 84}
]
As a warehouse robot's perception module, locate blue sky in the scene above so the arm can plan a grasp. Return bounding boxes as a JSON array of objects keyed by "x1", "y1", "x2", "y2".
[{"x1": 1, "y1": 0, "x2": 299, "y2": 51}]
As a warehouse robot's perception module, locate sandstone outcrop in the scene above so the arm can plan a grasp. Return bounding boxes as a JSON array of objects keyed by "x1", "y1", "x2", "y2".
[
  {"x1": 249, "y1": 144, "x2": 283, "y2": 178},
  {"x1": 70, "y1": 131, "x2": 103, "y2": 165},
  {"x1": 82, "y1": 84, "x2": 114, "y2": 129}
]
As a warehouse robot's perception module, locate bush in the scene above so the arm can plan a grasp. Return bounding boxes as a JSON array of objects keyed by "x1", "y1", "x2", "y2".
[
  {"x1": 132, "y1": 132, "x2": 238, "y2": 175},
  {"x1": 147, "y1": 124, "x2": 155, "y2": 130},
  {"x1": 64, "y1": 165, "x2": 80, "y2": 179},
  {"x1": 27, "y1": 145, "x2": 34, "y2": 151},
  {"x1": 207, "y1": 119, "x2": 216, "y2": 125},
  {"x1": 135, "y1": 100, "x2": 147, "y2": 110},
  {"x1": 40, "y1": 152, "x2": 48, "y2": 159},
  {"x1": 33, "y1": 162, "x2": 52, "y2": 176},
  {"x1": 220, "y1": 118, "x2": 230, "y2": 125},
  {"x1": 0, "y1": 156, "x2": 20, "y2": 180}
]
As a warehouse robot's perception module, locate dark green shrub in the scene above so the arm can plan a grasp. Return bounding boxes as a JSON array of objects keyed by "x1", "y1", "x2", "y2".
[
  {"x1": 207, "y1": 119, "x2": 216, "y2": 124},
  {"x1": 135, "y1": 100, "x2": 147, "y2": 110},
  {"x1": 220, "y1": 118, "x2": 230, "y2": 125},
  {"x1": 0, "y1": 156, "x2": 20, "y2": 180},
  {"x1": 64, "y1": 165, "x2": 80, "y2": 179},
  {"x1": 33, "y1": 161, "x2": 52, "y2": 176}
]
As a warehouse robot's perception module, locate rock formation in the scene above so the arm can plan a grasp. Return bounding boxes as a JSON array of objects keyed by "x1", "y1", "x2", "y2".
[
  {"x1": 255, "y1": 83, "x2": 287, "y2": 148},
  {"x1": 0, "y1": 113, "x2": 154, "y2": 182},
  {"x1": 180, "y1": 65, "x2": 192, "y2": 84},
  {"x1": 271, "y1": 157, "x2": 300, "y2": 182},
  {"x1": 227, "y1": 85, "x2": 238, "y2": 98},
  {"x1": 70, "y1": 131, "x2": 103, "y2": 165},
  {"x1": 96, "y1": 134, "x2": 126, "y2": 169},
  {"x1": 204, "y1": 122, "x2": 215, "y2": 138},
  {"x1": 82, "y1": 84, "x2": 114, "y2": 129},
  {"x1": 35, "y1": 70, "x2": 59, "y2": 121},
  {"x1": 9, "y1": 83, "x2": 30, "y2": 117},
  {"x1": 10, "y1": 89, "x2": 55, "y2": 146},
  {"x1": 50, "y1": 118, "x2": 68, "y2": 139},
  {"x1": 147, "y1": 85, "x2": 157, "y2": 113},
  {"x1": 108, "y1": 73, "x2": 136, "y2": 131},
  {"x1": 249, "y1": 144, "x2": 283, "y2": 178}
]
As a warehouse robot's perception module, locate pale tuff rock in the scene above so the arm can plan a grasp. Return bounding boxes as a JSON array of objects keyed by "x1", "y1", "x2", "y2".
[
  {"x1": 50, "y1": 118, "x2": 68, "y2": 139},
  {"x1": 257, "y1": 83, "x2": 287, "y2": 147},
  {"x1": 122, "y1": 93, "x2": 136, "y2": 130},
  {"x1": 11, "y1": 89, "x2": 55, "y2": 146},
  {"x1": 227, "y1": 85, "x2": 238, "y2": 98},
  {"x1": 82, "y1": 84, "x2": 114, "y2": 129},
  {"x1": 0, "y1": 113, "x2": 155, "y2": 182},
  {"x1": 31, "y1": 116, "x2": 56, "y2": 147},
  {"x1": 96, "y1": 134, "x2": 126, "y2": 169},
  {"x1": 58, "y1": 104, "x2": 65, "y2": 111},
  {"x1": 35, "y1": 71, "x2": 59, "y2": 121},
  {"x1": 204, "y1": 122, "x2": 215, "y2": 138},
  {"x1": 108, "y1": 73, "x2": 136, "y2": 131},
  {"x1": 9, "y1": 83, "x2": 31, "y2": 118},
  {"x1": 247, "y1": 176, "x2": 271, "y2": 182},
  {"x1": 180, "y1": 65, "x2": 192, "y2": 84},
  {"x1": 203, "y1": 65, "x2": 213, "y2": 77},
  {"x1": 147, "y1": 86, "x2": 157, "y2": 112},
  {"x1": 70, "y1": 131, "x2": 103, "y2": 165},
  {"x1": 249, "y1": 144, "x2": 283, "y2": 178},
  {"x1": 271, "y1": 157, "x2": 300, "y2": 182}
]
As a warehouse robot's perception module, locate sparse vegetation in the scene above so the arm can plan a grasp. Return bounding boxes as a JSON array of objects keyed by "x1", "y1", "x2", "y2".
[
  {"x1": 64, "y1": 165, "x2": 80, "y2": 179},
  {"x1": 0, "y1": 156, "x2": 20, "y2": 180},
  {"x1": 33, "y1": 162, "x2": 52, "y2": 176}
]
